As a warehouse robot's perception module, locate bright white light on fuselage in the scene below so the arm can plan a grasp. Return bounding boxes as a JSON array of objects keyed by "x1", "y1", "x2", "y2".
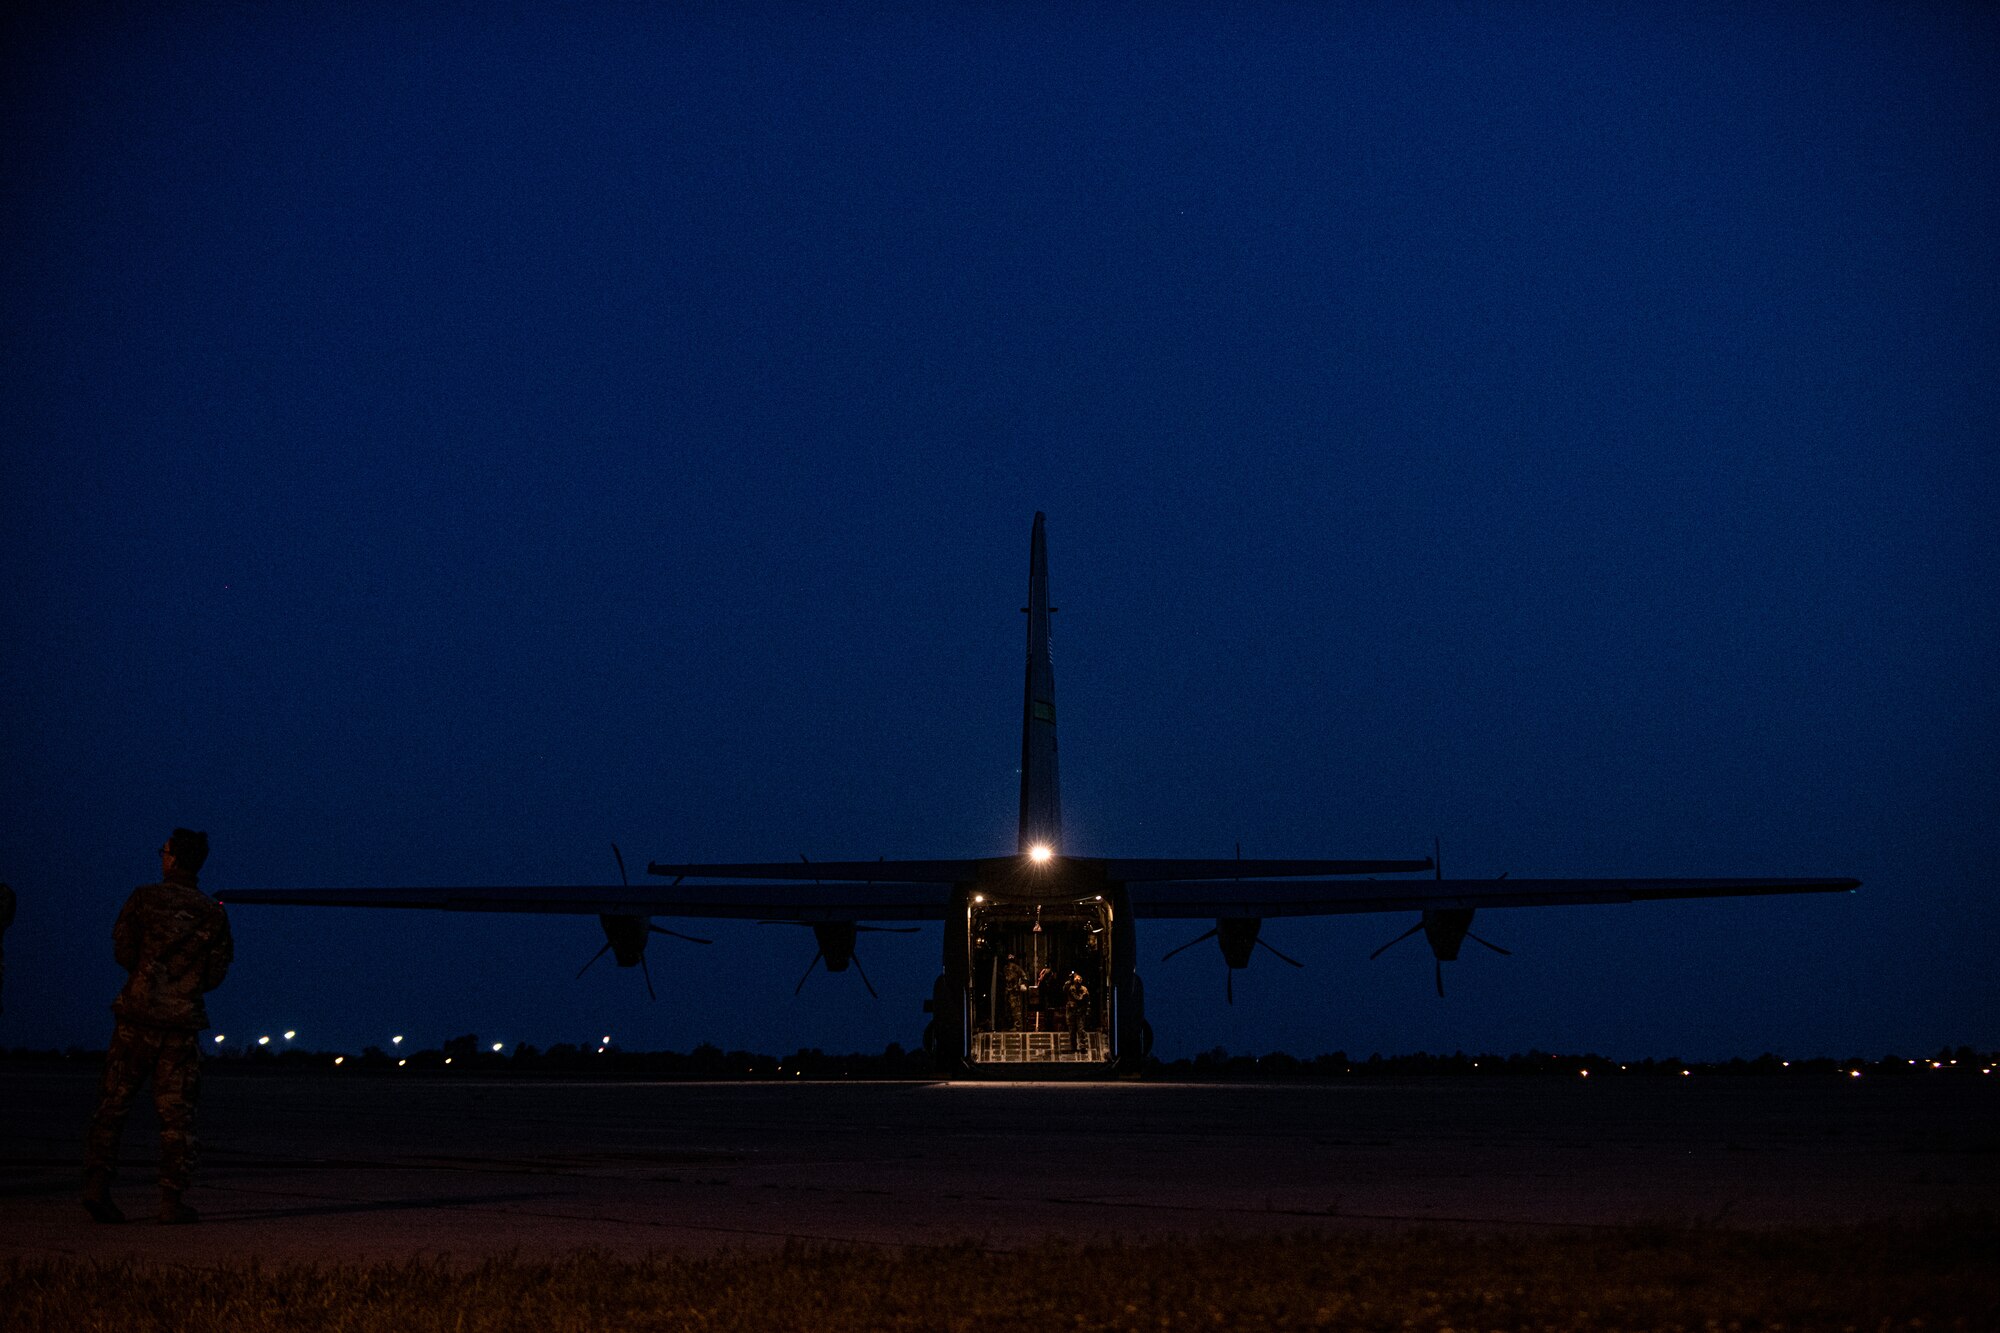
[{"x1": 1028, "y1": 844, "x2": 1053, "y2": 864}]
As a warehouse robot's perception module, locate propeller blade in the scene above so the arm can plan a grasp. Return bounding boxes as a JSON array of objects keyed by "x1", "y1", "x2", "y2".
[
  {"x1": 1466, "y1": 931, "x2": 1511, "y2": 956},
  {"x1": 1370, "y1": 920, "x2": 1425, "y2": 960},
  {"x1": 1161, "y1": 927, "x2": 1219, "y2": 963},
  {"x1": 1435, "y1": 958, "x2": 1444, "y2": 998},
  {"x1": 649, "y1": 925, "x2": 713, "y2": 945},
  {"x1": 1256, "y1": 937, "x2": 1305, "y2": 968},
  {"x1": 612, "y1": 843, "x2": 629, "y2": 888},
  {"x1": 851, "y1": 951, "x2": 878, "y2": 1000},
  {"x1": 640, "y1": 952, "x2": 656, "y2": 1002},
  {"x1": 576, "y1": 940, "x2": 614, "y2": 979},
  {"x1": 794, "y1": 950, "x2": 823, "y2": 996}
]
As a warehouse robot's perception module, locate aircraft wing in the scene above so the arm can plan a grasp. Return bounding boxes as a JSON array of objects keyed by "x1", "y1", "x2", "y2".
[
  {"x1": 1099, "y1": 857, "x2": 1433, "y2": 879},
  {"x1": 646, "y1": 859, "x2": 983, "y2": 883},
  {"x1": 644, "y1": 856, "x2": 1435, "y2": 882},
  {"x1": 1125, "y1": 876, "x2": 1860, "y2": 919},
  {"x1": 215, "y1": 883, "x2": 956, "y2": 923}
]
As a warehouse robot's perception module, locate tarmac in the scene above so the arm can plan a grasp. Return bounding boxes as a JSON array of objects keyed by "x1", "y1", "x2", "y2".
[{"x1": 1, "y1": 1065, "x2": 1993, "y2": 1264}]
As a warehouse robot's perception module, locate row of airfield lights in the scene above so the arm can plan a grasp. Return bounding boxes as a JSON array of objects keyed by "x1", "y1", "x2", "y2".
[
  {"x1": 202, "y1": 1034, "x2": 1991, "y2": 1077},
  {"x1": 210, "y1": 1032, "x2": 616, "y2": 1066}
]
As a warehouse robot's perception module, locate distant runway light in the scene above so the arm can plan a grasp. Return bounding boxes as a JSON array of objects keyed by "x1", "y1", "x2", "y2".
[
  {"x1": 334, "y1": 1056, "x2": 344, "y2": 1066},
  {"x1": 284, "y1": 1030, "x2": 296, "y2": 1041},
  {"x1": 444, "y1": 1058, "x2": 452, "y2": 1065},
  {"x1": 257, "y1": 1036, "x2": 270, "y2": 1046},
  {"x1": 1579, "y1": 1070, "x2": 1589, "y2": 1078},
  {"x1": 392, "y1": 1035, "x2": 404, "y2": 1045},
  {"x1": 1680, "y1": 1069, "x2": 1690, "y2": 1077},
  {"x1": 491, "y1": 1043, "x2": 503, "y2": 1052},
  {"x1": 1850, "y1": 1070, "x2": 1862, "y2": 1078},
  {"x1": 397, "y1": 1058, "x2": 406, "y2": 1067},
  {"x1": 601, "y1": 1036, "x2": 610, "y2": 1044},
  {"x1": 213, "y1": 1034, "x2": 226, "y2": 1044}
]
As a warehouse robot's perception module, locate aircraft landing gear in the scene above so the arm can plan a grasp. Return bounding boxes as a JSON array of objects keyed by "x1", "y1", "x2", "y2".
[
  {"x1": 924, "y1": 973, "x2": 969, "y2": 1074},
  {"x1": 1116, "y1": 972, "x2": 1152, "y2": 1070}
]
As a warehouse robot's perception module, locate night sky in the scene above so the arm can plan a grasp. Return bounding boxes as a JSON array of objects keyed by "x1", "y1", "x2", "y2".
[{"x1": 3, "y1": 4, "x2": 1994, "y2": 1063}]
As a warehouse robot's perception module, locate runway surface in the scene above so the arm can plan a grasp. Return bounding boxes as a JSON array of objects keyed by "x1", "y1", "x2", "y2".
[{"x1": 2, "y1": 1067, "x2": 1992, "y2": 1264}]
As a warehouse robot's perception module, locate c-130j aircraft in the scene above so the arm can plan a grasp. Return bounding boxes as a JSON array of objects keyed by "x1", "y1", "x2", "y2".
[{"x1": 221, "y1": 514, "x2": 1858, "y2": 1074}]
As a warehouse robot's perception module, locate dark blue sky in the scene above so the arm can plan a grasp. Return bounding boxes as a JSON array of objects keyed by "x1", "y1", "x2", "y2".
[{"x1": 4, "y1": 3, "x2": 1994, "y2": 1061}]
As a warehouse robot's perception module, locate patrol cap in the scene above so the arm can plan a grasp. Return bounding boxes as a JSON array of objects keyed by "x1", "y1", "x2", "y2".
[{"x1": 167, "y1": 828, "x2": 209, "y2": 873}]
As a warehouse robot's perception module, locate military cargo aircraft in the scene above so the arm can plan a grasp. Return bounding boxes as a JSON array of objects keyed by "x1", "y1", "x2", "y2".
[{"x1": 220, "y1": 513, "x2": 1858, "y2": 1074}]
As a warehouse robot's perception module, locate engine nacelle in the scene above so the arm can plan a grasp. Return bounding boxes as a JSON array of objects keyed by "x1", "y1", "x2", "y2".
[
  {"x1": 598, "y1": 914, "x2": 651, "y2": 967},
  {"x1": 1215, "y1": 917, "x2": 1264, "y2": 969},
  {"x1": 1421, "y1": 908, "x2": 1474, "y2": 962},
  {"x1": 813, "y1": 921, "x2": 860, "y2": 972}
]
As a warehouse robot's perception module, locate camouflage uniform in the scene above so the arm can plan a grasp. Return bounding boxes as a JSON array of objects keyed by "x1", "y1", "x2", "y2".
[
  {"x1": 1064, "y1": 972, "x2": 1090, "y2": 1044},
  {"x1": 1002, "y1": 958, "x2": 1028, "y2": 1030},
  {"x1": 84, "y1": 877, "x2": 232, "y2": 1195}
]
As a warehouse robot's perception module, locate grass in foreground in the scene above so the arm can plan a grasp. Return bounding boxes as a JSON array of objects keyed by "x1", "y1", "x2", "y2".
[{"x1": 5, "y1": 1219, "x2": 1996, "y2": 1332}]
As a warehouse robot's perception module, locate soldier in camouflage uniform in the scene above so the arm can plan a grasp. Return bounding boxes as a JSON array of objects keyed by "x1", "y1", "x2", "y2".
[
  {"x1": 82, "y1": 829, "x2": 233, "y2": 1225},
  {"x1": 1063, "y1": 970, "x2": 1090, "y2": 1049},
  {"x1": 1002, "y1": 954, "x2": 1028, "y2": 1030}
]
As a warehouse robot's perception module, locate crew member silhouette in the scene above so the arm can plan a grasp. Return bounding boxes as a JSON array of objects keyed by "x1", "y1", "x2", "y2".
[{"x1": 82, "y1": 829, "x2": 233, "y2": 1224}]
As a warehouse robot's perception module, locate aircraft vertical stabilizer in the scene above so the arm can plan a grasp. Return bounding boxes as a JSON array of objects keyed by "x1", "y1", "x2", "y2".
[{"x1": 1018, "y1": 512, "x2": 1062, "y2": 853}]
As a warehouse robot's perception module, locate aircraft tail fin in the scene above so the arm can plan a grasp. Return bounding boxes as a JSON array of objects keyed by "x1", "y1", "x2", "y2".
[{"x1": 1018, "y1": 512, "x2": 1062, "y2": 854}]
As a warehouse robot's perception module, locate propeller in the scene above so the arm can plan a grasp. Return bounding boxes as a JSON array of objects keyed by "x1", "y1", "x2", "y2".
[
  {"x1": 1258, "y1": 938, "x2": 1305, "y2": 968},
  {"x1": 1367, "y1": 837, "x2": 1511, "y2": 997},
  {"x1": 1369, "y1": 920, "x2": 1426, "y2": 960},
  {"x1": 1161, "y1": 856, "x2": 1306, "y2": 1005},
  {"x1": 575, "y1": 941, "x2": 618, "y2": 980},
  {"x1": 576, "y1": 844, "x2": 711, "y2": 1000},
  {"x1": 759, "y1": 916, "x2": 920, "y2": 999},
  {"x1": 1160, "y1": 927, "x2": 1218, "y2": 963}
]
